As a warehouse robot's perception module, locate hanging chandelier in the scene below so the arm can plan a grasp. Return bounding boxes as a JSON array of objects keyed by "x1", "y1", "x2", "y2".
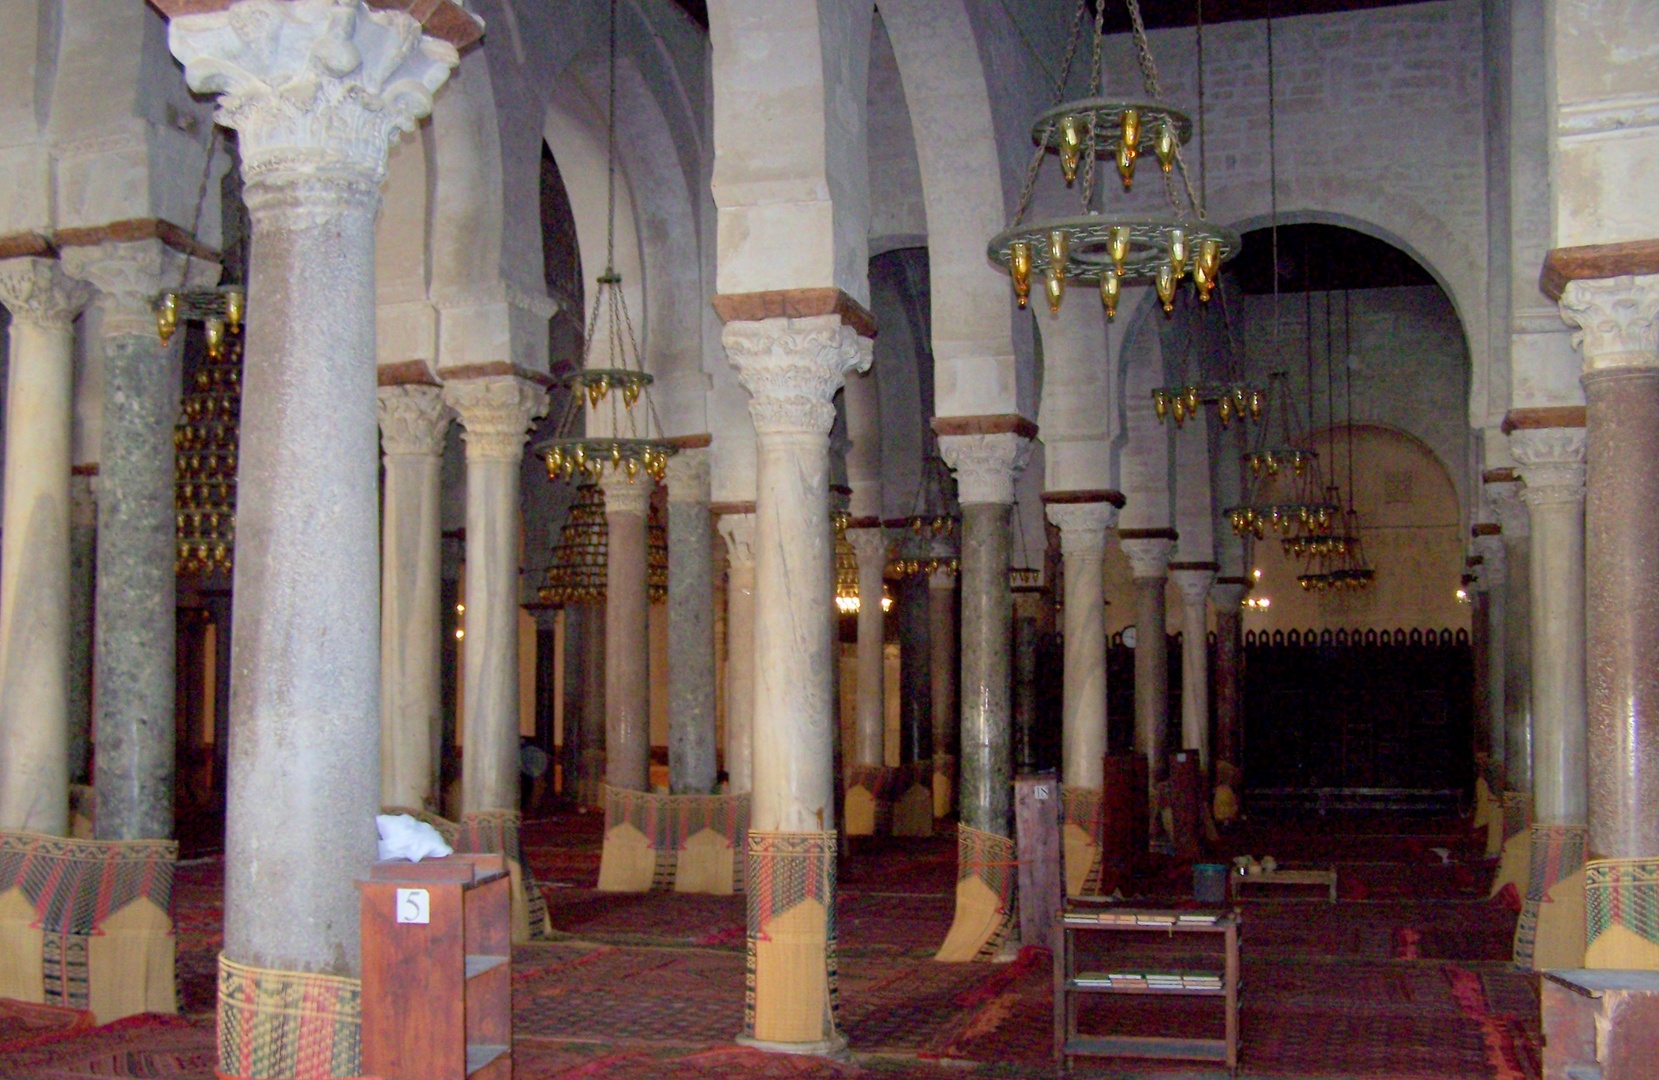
[
  {"x1": 887, "y1": 455, "x2": 960, "y2": 578},
  {"x1": 538, "y1": 483, "x2": 668, "y2": 605},
  {"x1": 538, "y1": 0, "x2": 674, "y2": 488},
  {"x1": 834, "y1": 513, "x2": 893, "y2": 615},
  {"x1": 173, "y1": 310, "x2": 243, "y2": 577},
  {"x1": 1223, "y1": 373, "x2": 1339, "y2": 543},
  {"x1": 1293, "y1": 291, "x2": 1373, "y2": 591},
  {"x1": 987, "y1": 0, "x2": 1239, "y2": 319}
]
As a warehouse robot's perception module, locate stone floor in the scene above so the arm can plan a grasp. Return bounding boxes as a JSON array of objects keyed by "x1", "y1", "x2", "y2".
[{"x1": 0, "y1": 806, "x2": 1540, "y2": 1080}]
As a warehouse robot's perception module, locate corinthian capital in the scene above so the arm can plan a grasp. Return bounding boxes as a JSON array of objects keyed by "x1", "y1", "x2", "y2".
[
  {"x1": 1510, "y1": 428, "x2": 1586, "y2": 507},
  {"x1": 718, "y1": 512, "x2": 757, "y2": 571},
  {"x1": 61, "y1": 240, "x2": 218, "y2": 343},
  {"x1": 1170, "y1": 567, "x2": 1217, "y2": 608},
  {"x1": 844, "y1": 527, "x2": 888, "y2": 570},
  {"x1": 937, "y1": 433, "x2": 1032, "y2": 506},
  {"x1": 377, "y1": 384, "x2": 452, "y2": 456},
  {"x1": 1120, "y1": 536, "x2": 1177, "y2": 580},
  {"x1": 167, "y1": 0, "x2": 461, "y2": 185},
  {"x1": 1558, "y1": 274, "x2": 1659, "y2": 372},
  {"x1": 443, "y1": 376, "x2": 547, "y2": 462},
  {"x1": 0, "y1": 258, "x2": 93, "y2": 331},
  {"x1": 664, "y1": 446, "x2": 710, "y2": 505},
  {"x1": 721, "y1": 315, "x2": 865, "y2": 436},
  {"x1": 599, "y1": 473, "x2": 652, "y2": 517},
  {"x1": 1045, "y1": 501, "x2": 1118, "y2": 559}
]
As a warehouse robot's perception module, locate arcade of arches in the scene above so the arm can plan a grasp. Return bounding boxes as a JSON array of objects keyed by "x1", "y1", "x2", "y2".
[{"x1": 0, "y1": 0, "x2": 1656, "y2": 1077}]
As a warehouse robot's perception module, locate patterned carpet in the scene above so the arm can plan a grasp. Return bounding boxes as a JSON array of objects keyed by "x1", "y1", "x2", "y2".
[{"x1": 0, "y1": 810, "x2": 1542, "y2": 1080}]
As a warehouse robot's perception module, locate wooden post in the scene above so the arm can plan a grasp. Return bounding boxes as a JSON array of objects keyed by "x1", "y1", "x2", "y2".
[{"x1": 1014, "y1": 771, "x2": 1062, "y2": 952}]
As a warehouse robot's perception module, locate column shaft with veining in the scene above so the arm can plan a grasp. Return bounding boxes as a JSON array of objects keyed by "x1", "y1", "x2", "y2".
[
  {"x1": 667, "y1": 446, "x2": 717, "y2": 794},
  {"x1": 718, "y1": 512, "x2": 757, "y2": 792},
  {"x1": 1046, "y1": 500, "x2": 1117, "y2": 789}
]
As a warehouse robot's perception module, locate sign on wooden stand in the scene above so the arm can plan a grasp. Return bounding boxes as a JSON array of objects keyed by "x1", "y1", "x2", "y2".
[{"x1": 1014, "y1": 772, "x2": 1063, "y2": 952}]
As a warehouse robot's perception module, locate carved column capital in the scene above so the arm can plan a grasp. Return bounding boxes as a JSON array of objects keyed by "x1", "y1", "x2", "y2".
[
  {"x1": 442, "y1": 376, "x2": 547, "y2": 463},
  {"x1": 1170, "y1": 567, "x2": 1217, "y2": 609},
  {"x1": 1486, "y1": 478, "x2": 1531, "y2": 539},
  {"x1": 721, "y1": 315, "x2": 865, "y2": 436},
  {"x1": 61, "y1": 240, "x2": 218, "y2": 343},
  {"x1": 0, "y1": 258, "x2": 93, "y2": 331},
  {"x1": 376, "y1": 384, "x2": 452, "y2": 457},
  {"x1": 718, "y1": 512, "x2": 757, "y2": 572},
  {"x1": 664, "y1": 446, "x2": 711, "y2": 505},
  {"x1": 1045, "y1": 501, "x2": 1119, "y2": 559},
  {"x1": 1472, "y1": 534, "x2": 1508, "y2": 588},
  {"x1": 167, "y1": 0, "x2": 460, "y2": 187},
  {"x1": 598, "y1": 472, "x2": 652, "y2": 517},
  {"x1": 1510, "y1": 428, "x2": 1587, "y2": 508},
  {"x1": 844, "y1": 527, "x2": 888, "y2": 570},
  {"x1": 1120, "y1": 536, "x2": 1177, "y2": 580},
  {"x1": 937, "y1": 432, "x2": 1033, "y2": 506},
  {"x1": 1558, "y1": 273, "x2": 1659, "y2": 373}
]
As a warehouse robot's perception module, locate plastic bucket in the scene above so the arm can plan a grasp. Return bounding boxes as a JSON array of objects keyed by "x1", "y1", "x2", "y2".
[{"x1": 1193, "y1": 863, "x2": 1228, "y2": 904}]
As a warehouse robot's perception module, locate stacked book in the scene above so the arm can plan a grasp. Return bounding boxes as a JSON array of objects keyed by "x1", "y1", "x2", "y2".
[{"x1": 1073, "y1": 970, "x2": 1225, "y2": 991}]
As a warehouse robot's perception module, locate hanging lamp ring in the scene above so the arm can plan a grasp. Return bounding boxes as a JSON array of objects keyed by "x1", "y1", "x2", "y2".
[
  {"x1": 988, "y1": 214, "x2": 1239, "y2": 285},
  {"x1": 1029, "y1": 98, "x2": 1192, "y2": 155}
]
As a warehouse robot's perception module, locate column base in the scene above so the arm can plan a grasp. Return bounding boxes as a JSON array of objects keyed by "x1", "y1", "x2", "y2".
[{"x1": 734, "y1": 1033, "x2": 850, "y2": 1060}]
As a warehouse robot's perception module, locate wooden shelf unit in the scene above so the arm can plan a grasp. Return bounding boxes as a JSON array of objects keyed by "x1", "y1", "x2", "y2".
[
  {"x1": 1053, "y1": 906, "x2": 1240, "y2": 1074},
  {"x1": 358, "y1": 853, "x2": 512, "y2": 1080}
]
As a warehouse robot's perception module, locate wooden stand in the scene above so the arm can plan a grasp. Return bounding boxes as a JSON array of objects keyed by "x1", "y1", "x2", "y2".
[
  {"x1": 358, "y1": 853, "x2": 512, "y2": 1080},
  {"x1": 1229, "y1": 867, "x2": 1338, "y2": 903},
  {"x1": 1053, "y1": 905, "x2": 1240, "y2": 1074},
  {"x1": 1013, "y1": 772, "x2": 1063, "y2": 952}
]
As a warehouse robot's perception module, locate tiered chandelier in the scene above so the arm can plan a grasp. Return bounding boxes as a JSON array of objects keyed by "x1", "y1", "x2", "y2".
[
  {"x1": 539, "y1": 0, "x2": 674, "y2": 488},
  {"x1": 169, "y1": 297, "x2": 243, "y2": 577},
  {"x1": 834, "y1": 513, "x2": 893, "y2": 616},
  {"x1": 888, "y1": 456, "x2": 960, "y2": 578},
  {"x1": 988, "y1": 0, "x2": 1239, "y2": 320},
  {"x1": 538, "y1": 483, "x2": 668, "y2": 606}
]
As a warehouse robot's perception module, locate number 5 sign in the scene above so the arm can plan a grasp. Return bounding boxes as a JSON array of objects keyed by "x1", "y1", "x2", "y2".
[{"x1": 395, "y1": 887, "x2": 430, "y2": 924}]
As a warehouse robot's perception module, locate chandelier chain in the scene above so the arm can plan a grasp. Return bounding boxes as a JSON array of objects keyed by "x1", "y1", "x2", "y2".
[{"x1": 605, "y1": 0, "x2": 618, "y2": 275}]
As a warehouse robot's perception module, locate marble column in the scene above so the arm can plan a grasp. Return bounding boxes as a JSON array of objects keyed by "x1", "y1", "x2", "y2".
[
  {"x1": 1170, "y1": 566, "x2": 1216, "y2": 769},
  {"x1": 937, "y1": 431, "x2": 1032, "y2": 838},
  {"x1": 1045, "y1": 501, "x2": 1117, "y2": 790},
  {"x1": 64, "y1": 240, "x2": 194, "y2": 840},
  {"x1": 596, "y1": 473, "x2": 652, "y2": 793},
  {"x1": 666, "y1": 446, "x2": 717, "y2": 794},
  {"x1": 66, "y1": 474, "x2": 96, "y2": 787},
  {"x1": 574, "y1": 601, "x2": 608, "y2": 805},
  {"x1": 845, "y1": 527, "x2": 888, "y2": 767},
  {"x1": 717, "y1": 512, "x2": 757, "y2": 792},
  {"x1": 928, "y1": 568, "x2": 958, "y2": 769},
  {"x1": 376, "y1": 384, "x2": 452, "y2": 811},
  {"x1": 1121, "y1": 536, "x2": 1176, "y2": 809},
  {"x1": 1510, "y1": 428, "x2": 1587, "y2": 826},
  {"x1": 1473, "y1": 534, "x2": 1509, "y2": 777},
  {"x1": 0, "y1": 259, "x2": 92, "y2": 836},
  {"x1": 1490, "y1": 480, "x2": 1534, "y2": 796},
  {"x1": 722, "y1": 315, "x2": 866, "y2": 835},
  {"x1": 1210, "y1": 581, "x2": 1247, "y2": 813},
  {"x1": 168, "y1": 0, "x2": 459, "y2": 983},
  {"x1": 445, "y1": 378, "x2": 546, "y2": 812},
  {"x1": 897, "y1": 572, "x2": 932, "y2": 764},
  {"x1": 1560, "y1": 275, "x2": 1659, "y2": 858}
]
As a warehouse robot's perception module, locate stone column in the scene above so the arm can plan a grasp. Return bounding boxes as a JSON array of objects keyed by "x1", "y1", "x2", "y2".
[
  {"x1": 167, "y1": 0, "x2": 460, "y2": 995},
  {"x1": 845, "y1": 527, "x2": 888, "y2": 767},
  {"x1": 1210, "y1": 580, "x2": 1247, "y2": 820},
  {"x1": 575, "y1": 601, "x2": 608, "y2": 805},
  {"x1": 1473, "y1": 533, "x2": 1509, "y2": 777},
  {"x1": 1510, "y1": 428, "x2": 1587, "y2": 826},
  {"x1": 666, "y1": 445, "x2": 717, "y2": 794},
  {"x1": 63, "y1": 240, "x2": 193, "y2": 840},
  {"x1": 0, "y1": 258, "x2": 92, "y2": 835},
  {"x1": 376, "y1": 384, "x2": 451, "y2": 811},
  {"x1": 1121, "y1": 535, "x2": 1176, "y2": 800},
  {"x1": 445, "y1": 378, "x2": 546, "y2": 811},
  {"x1": 1489, "y1": 479, "x2": 1533, "y2": 796},
  {"x1": 66, "y1": 474, "x2": 96, "y2": 787},
  {"x1": 1560, "y1": 275, "x2": 1659, "y2": 858},
  {"x1": 596, "y1": 473, "x2": 652, "y2": 793},
  {"x1": 722, "y1": 315, "x2": 865, "y2": 834},
  {"x1": 1045, "y1": 500, "x2": 1117, "y2": 790},
  {"x1": 897, "y1": 572, "x2": 932, "y2": 764},
  {"x1": 937, "y1": 430, "x2": 1033, "y2": 837},
  {"x1": 1170, "y1": 565, "x2": 1217, "y2": 770},
  {"x1": 928, "y1": 567, "x2": 958, "y2": 788},
  {"x1": 717, "y1": 512, "x2": 757, "y2": 792}
]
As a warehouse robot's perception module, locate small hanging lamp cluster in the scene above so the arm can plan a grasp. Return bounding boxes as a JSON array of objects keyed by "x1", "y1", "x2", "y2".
[
  {"x1": 1223, "y1": 373, "x2": 1339, "y2": 543},
  {"x1": 888, "y1": 455, "x2": 960, "y2": 578},
  {"x1": 988, "y1": 0, "x2": 1238, "y2": 319},
  {"x1": 1153, "y1": 382, "x2": 1262, "y2": 428},
  {"x1": 834, "y1": 513, "x2": 894, "y2": 615},
  {"x1": 538, "y1": 0, "x2": 675, "y2": 489},
  {"x1": 172, "y1": 311, "x2": 243, "y2": 577}
]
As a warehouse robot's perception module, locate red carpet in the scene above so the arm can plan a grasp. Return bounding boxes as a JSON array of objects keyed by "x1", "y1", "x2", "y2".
[{"x1": 2, "y1": 809, "x2": 1541, "y2": 1079}]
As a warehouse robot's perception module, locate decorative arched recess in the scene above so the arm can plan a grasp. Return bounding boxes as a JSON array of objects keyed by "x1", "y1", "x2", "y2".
[
  {"x1": 878, "y1": 0, "x2": 1023, "y2": 420},
  {"x1": 1213, "y1": 201, "x2": 1485, "y2": 435}
]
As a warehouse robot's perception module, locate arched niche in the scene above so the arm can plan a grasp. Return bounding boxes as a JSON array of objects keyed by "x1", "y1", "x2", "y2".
[{"x1": 1244, "y1": 424, "x2": 1468, "y2": 637}]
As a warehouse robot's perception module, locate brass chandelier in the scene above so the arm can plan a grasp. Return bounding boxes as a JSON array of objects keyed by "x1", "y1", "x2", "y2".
[
  {"x1": 538, "y1": 483, "x2": 668, "y2": 606},
  {"x1": 987, "y1": 0, "x2": 1239, "y2": 319},
  {"x1": 888, "y1": 455, "x2": 960, "y2": 579},
  {"x1": 538, "y1": 0, "x2": 674, "y2": 488}
]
